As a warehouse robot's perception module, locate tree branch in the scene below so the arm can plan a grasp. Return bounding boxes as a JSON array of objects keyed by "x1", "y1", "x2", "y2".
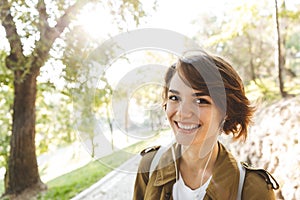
[
  {"x1": 31, "y1": 0, "x2": 91, "y2": 71},
  {"x1": 0, "y1": 0, "x2": 25, "y2": 69},
  {"x1": 36, "y1": 0, "x2": 50, "y2": 33},
  {"x1": 49, "y1": 0, "x2": 90, "y2": 41}
]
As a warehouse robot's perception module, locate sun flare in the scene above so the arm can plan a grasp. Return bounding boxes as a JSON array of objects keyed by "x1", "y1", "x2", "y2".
[{"x1": 76, "y1": 4, "x2": 114, "y2": 39}]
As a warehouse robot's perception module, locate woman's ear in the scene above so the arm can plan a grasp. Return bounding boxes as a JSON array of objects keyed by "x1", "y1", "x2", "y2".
[
  {"x1": 219, "y1": 115, "x2": 227, "y2": 130},
  {"x1": 163, "y1": 103, "x2": 167, "y2": 110}
]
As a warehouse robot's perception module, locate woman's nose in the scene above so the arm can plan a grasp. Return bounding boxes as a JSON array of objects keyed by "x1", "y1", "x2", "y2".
[{"x1": 178, "y1": 100, "x2": 196, "y2": 119}]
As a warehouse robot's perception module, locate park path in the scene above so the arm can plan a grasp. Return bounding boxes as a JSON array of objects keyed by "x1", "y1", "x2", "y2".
[
  {"x1": 71, "y1": 131, "x2": 173, "y2": 200},
  {"x1": 71, "y1": 154, "x2": 141, "y2": 200},
  {"x1": 72, "y1": 155, "x2": 141, "y2": 200}
]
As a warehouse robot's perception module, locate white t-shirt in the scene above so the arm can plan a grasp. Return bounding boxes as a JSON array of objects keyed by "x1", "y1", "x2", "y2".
[{"x1": 172, "y1": 172, "x2": 212, "y2": 200}]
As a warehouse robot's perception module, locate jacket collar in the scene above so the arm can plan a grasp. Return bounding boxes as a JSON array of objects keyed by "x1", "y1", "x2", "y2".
[
  {"x1": 206, "y1": 142, "x2": 240, "y2": 200},
  {"x1": 153, "y1": 142, "x2": 240, "y2": 200}
]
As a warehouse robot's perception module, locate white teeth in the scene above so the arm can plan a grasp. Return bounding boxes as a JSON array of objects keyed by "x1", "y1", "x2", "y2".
[{"x1": 177, "y1": 122, "x2": 199, "y2": 130}]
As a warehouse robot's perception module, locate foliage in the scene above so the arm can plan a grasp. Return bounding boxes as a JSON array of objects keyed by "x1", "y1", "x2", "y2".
[
  {"x1": 194, "y1": 0, "x2": 300, "y2": 100},
  {"x1": 0, "y1": 51, "x2": 13, "y2": 169},
  {"x1": 61, "y1": 25, "x2": 114, "y2": 156},
  {"x1": 35, "y1": 83, "x2": 75, "y2": 154},
  {"x1": 245, "y1": 78, "x2": 282, "y2": 103},
  {"x1": 0, "y1": 0, "x2": 153, "y2": 180}
]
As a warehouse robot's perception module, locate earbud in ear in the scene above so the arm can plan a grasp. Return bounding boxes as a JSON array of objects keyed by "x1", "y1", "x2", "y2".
[
  {"x1": 163, "y1": 103, "x2": 167, "y2": 110},
  {"x1": 219, "y1": 116, "x2": 227, "y2": 131}
]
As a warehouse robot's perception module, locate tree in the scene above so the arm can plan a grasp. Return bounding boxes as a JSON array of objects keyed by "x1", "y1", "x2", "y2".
[
  {"x1": 274, "y1": 0, "x2": 287, "y2": 97},
  {"x1": 0, "y1": 0, "x2": 92, "y2": 197},
  {"x1": 273, "y1": 0, "x2": 300, "y2": 97},
  {"x1": 0, "y1": 0, "x2": 148, "y2": 198}
]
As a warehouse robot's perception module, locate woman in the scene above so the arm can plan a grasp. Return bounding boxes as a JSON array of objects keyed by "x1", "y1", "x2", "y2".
[{"x1": 133, "y1": 51, "x2": 279, "y2": 200}]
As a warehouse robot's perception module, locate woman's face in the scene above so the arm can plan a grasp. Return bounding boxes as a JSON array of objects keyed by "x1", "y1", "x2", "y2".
[{"x1": 166, "y1": 72, "x2": 223, "y2": 153}]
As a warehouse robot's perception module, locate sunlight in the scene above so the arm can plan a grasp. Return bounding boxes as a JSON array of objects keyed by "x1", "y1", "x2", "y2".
[
  {"x1": 76, "y1": 4, "x2": 116, "y2": 39},
  {"x1": 0, "y1": 26, "x2": 10, "y2": 52}
]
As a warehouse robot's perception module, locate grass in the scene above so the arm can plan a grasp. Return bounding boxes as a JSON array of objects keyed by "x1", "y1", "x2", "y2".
[
  {"x1": 38, "y1": 136, "x2": 159, "y2": 200},
  {"x1": 38, "y1": 161, "x2": 110, "y2": 199}
]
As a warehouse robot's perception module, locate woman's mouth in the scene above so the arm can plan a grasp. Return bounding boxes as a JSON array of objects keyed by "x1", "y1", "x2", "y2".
[{"x1": 175, "y1": 121, "x2": 200, "y2": 133}]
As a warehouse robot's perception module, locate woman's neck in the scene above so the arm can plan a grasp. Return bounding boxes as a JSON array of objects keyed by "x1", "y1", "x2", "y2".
[
  {"x1": 181, "y1": 143, "x2": 219, "y2": 169},
  {"x1": 179, "y1": 143, "x2": 219, "y2": 189}
]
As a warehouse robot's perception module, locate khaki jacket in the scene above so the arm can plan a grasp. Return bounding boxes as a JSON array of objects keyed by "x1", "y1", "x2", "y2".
[{"x1": 133, "y1": 142, "x2": 278, "y2": 200}]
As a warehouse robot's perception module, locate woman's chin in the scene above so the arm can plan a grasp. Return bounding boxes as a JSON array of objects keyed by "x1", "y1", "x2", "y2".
[{"x1": 175, "y1": 132, "x2": 196, "y2": 146}]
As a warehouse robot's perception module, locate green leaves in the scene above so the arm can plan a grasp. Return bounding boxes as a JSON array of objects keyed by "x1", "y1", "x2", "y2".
[
  {"x1": 0, "y1": 51, "x2": 13, "y2": 168},
  {"x1": 195, "y1": 0, "x2": 300, "y2": 99}
]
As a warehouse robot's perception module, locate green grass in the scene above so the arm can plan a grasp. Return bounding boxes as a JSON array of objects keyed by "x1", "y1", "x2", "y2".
[
  {"x1": 38, "y1": 137, "x2": 158, "y2": 200},
  {"x1": 38, "y1": 161, "x2": 110, "y2": 199}
]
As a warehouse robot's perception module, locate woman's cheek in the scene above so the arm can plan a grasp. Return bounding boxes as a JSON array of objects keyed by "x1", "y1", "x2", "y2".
[{"x1": 165, "y1": 103, "x2": 176, "y2": 116}]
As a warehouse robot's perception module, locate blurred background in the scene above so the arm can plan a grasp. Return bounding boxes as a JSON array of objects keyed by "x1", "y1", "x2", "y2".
[{"x1": 0, "y1": 0, "x2": 299, "y2": 199}]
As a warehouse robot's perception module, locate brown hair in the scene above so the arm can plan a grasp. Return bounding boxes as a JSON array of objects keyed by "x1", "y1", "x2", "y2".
[{"x1": 163, "y1": 52, "x2": 255, "y2": 141}]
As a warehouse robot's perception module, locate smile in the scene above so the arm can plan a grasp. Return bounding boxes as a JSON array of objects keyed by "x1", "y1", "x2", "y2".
[{"x1": 175, "y1": 121, "x2": 200, "y2": 131}]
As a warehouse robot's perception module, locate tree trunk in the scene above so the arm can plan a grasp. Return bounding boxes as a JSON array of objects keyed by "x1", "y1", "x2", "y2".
[
  {"x1": 246, "y1": 33, "x2": 257, "y2": 82},
  {"x1": 274, "y1": 0, "x2": 287, "y2": 97},
  {"x1": 5, "y1": 70, "x2": 46, "y2": 196}
]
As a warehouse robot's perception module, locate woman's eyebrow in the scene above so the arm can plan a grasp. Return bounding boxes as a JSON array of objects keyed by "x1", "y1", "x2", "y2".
[
  {"x1": 168, "y1": 89, "x2": 180, "y2": 94},
  {"x1": 192, "y1": 92, "x2": 209, "y2": 97},
  {"x1": 169, "y1": 89, "x2": 209, "y2": 97}
]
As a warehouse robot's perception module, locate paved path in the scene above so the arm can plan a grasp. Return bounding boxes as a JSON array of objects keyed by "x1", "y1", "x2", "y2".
[
  {"x1": 71, "y1": 155, "x2": 141, "y2": 200},
  {"x1": 71, "y1": 130, "x2": 173, "y2": 200}
]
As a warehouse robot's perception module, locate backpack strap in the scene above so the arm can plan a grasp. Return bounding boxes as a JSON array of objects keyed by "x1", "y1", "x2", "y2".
[
  {"x1": 147, "y1": 142, "x2": 176, "y2": 179},
  {"x1": 140, "y1": 145, "x2": 160, "y2": 156},
  {"x1": 149, "y1": 145, "x2": 167, "y2": 178},
  {"x1": 241, "y1": 162, "x2": 279, "y2": 190},
  {"x1": 237, "y1": 162, "x2": 246, "y2": 200}
]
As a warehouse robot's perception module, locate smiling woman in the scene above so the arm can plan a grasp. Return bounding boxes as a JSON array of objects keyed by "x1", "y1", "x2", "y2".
[{"x1": 133, "y1": 50, "x2": 279, "y2": 200}]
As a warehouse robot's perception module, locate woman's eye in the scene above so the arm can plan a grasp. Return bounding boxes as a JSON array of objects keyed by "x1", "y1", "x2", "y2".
[
  {"x1": 195, "y1": 98, "x2": 210, "y2": 104},
  {"x1": 168, "y1": 95, "x2": 179, "y2": 101}
]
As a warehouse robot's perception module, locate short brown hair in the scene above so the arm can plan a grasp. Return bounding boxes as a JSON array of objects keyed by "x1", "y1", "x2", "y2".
[{"x1": 163, "y1": 52, "x2": 255, "y2": 141}]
